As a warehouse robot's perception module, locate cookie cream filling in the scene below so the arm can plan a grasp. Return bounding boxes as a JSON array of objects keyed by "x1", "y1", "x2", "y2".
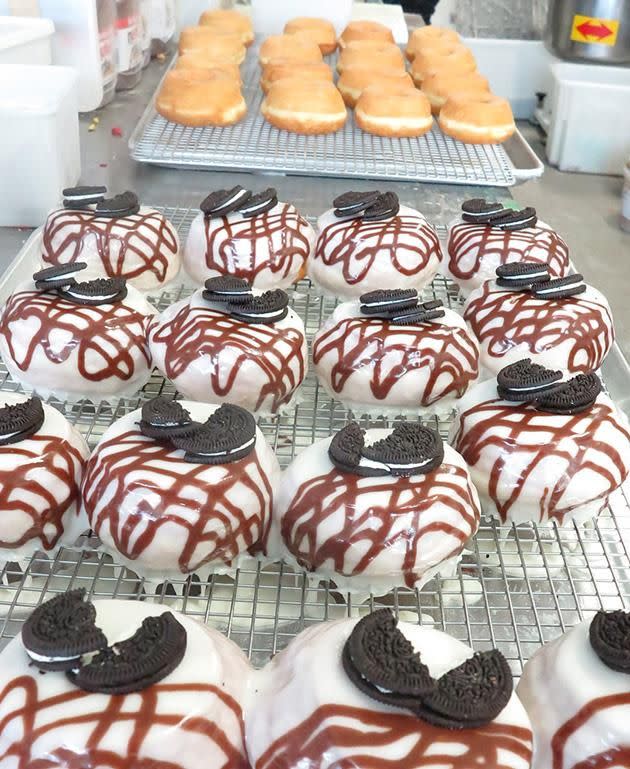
[
  {"x1": 191, "y1": 435, "x2": 256, "y2": 458},
  {"x1": 63, "y1": 289, "x2": 119, "y2": 302}
]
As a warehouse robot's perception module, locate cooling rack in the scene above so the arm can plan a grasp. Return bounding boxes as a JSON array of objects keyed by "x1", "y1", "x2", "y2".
[
  {"x1": 128, "y1": 51, "x2": 538, "y2": 187},
  {"x1": 0, "y1": 205, "x2": 628, "y2": 675}
]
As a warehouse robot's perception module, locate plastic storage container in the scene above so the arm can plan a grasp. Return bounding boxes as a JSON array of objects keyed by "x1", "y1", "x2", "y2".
[
  {"x1": 116, "y1": 0, "x2": 143, "y2": 90},
  {"x1": 0, "y1": 16, "x2": 53, "y2": 65},
  {"x1": 0, "y1": 64, "x2": 80, "y2": 227},
  {"x1": 250, "y1": 0, "x2": 352, "y2": 36},
  {"x1": 97, "y1": 0, "x2": 118, "y2": 106}
]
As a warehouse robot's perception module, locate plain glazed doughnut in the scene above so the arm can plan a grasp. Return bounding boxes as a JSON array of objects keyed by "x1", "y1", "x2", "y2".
[
  {"x1": 260, "y1": 60, "x2": 333, "y2": 94},
  {"x1": 156, "y1": 69, "x2": 246, "y2": 128},
  {"x1": 261, "y1": 78, "x2": 347, "y2": 135},
  {"x1": 422, "y1": 70, "x2": 489, "y2": 113},
  {"x1": 175, "y1": 54, "x2": 241, "y2": 82},
  {"x1": 439, "y1": 92, "x2": 515, "y2": 144},
  {"x1": 337, "y1": 67, "x2": 413, "y2": 108},
  {"x1": 284, "y1": 17, "x2": 337, "y2": 55},
  {"x1": 259, "y1": 34, "x2": 323, "y2": 67},
  {"x1": 337, "y1": 40, "x2": 405, "y2": 74},
  {"x1": 339, "y1": 20, "x2": 394, "y2": 48},
  {"x1": 406, "y1": 25, "x2": 460, "y2": 60},
  {"x1": 411, "y1": 43, "x2": 476, "y2": 84},
  {"x1": 355, "y1": 83, "x2": 433, "y2": 137},
  {"x1": 198, "y1": 8, "x2": 254, "y2": 47},
  {"x1": 178, "y1": 27, "x2": 246, "y2": 63}
]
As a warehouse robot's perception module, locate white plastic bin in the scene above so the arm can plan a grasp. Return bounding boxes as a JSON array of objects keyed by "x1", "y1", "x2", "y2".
[
  {"x1": 0, "y1": 16, "x2": 53, "y2": 65},
  {"x1": 545, "y1": 61, "x2": 630, "y2": 175},
  {"x1": 0, "y1": 64, "x2": 80, "y2": 226},
  {"x1": 250, "y1": 0, "x2": 352, "y2": 36}
]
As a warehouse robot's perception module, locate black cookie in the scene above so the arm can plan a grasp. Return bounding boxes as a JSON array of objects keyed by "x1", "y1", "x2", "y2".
[
  {"x1": 421, "y1": 300, "x2": 444, "y2": 312},
  {"x1": 95, "y1": 191, "x2": 140, "y2": 218},
  {"x1": 63, "y1": 185, "x2": 107, "y2": 209},
  {"x1": 417, "y1": 650, "x2": 513, "y2": 729},
  {"x1": 495, "y1": 262, "x2": 551, "y2": 290},
  {"x1": 360, "y1": 289, "x2": 418, "y2": 316},
  {"x1": 530, "y1": 274, "x2": 587, "y2": 301},
  {"x1": 170, "y1": 404, "x2": 257, "y2": 464},
  {"x1": 33, "y1": 262, "x2": 88, "y2": 291},
  {"x1": 343, "y1": 609, "x2": 434, "y2": 708},
  {"x1": 362, "y1": 192, "x2": 400, "y2": 221},
  {"x1": 22, "y1": 589, "x2": 108, "y2": 672},
  {"x1": 238, "y1": 188, "x2": 278, "y2": 218},
  {"x1": 139, "y1": 397, "x2": 195, "y2": 440},
  {"x1": 489, "y1": 207, "x2": 538, "y2": 231},
  {"x1": 203, "y1": 276, "x2": 253, "y2": 305},
  {"x1": 200, "y1": 186, "x2": 252, "y2": 218},
  {"x1": 388, "y1": 307, "x2": 446, "y2": 325},
  {"x1": 328, "y1": 422, "x2": 368, "y2": 475},
  {"x1": 69, "y1": 612, "x2": 187, "y2": 695},
  {"x1": 0, "y1": 397, "x2": 45, "y2": 446},
  {"x1": 333, "y1": 191, "x2": 381, "y2": 219},
  {"x1": 361, "y1": 423, "x2": 444, "y2": 477},
  {"x1": 60, "y1": 278, "x2": 128, "y2": 306},
  {"x1": 497, "y1": 359, "x2": 563, "y2": 402},
  {"x1": 535, "y1": 372, "x2": 602, "y2": 415},
  {"x1": 589, "y1": 610, "x2": 630, "y2": 673},
  {"x1": 230, "y1": 289, "x2": 289, "y2": 325},
  {"x1": 461, "y1": 199, "x2": 505, "y2": 223}
]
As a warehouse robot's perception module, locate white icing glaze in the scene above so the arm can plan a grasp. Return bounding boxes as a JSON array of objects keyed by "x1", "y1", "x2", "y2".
[
  {"x1": 444, "y1": 216, "x2": 571, "y2": 296},
  {"x1": 183, "y1": 202, "x2": 316, "y2": 289},
  {"x1": 310, "y1": 205, "x2": 443, "y2": 299},
  {"x1": 81, "y1": 401, "x2": 281, "y2": 580},
  {"x1": 246, "y1": 619, "x2": 533, "y2": 769},
  {"x1": 451, "y1": 379, "x2": 630, "y2": 525},
  {"x1": 0, "y1": 281, "x2": 156, "y2": 402},
  {"x1": 269, "y1": 431, "x2": 481, "y2": 594},
  {"x1": 148, "y1": 288, "x2": 307, "y2": 415},
  {"x1": 0, "y1": 600, "x2": 252, "y2": 768},
  {"x1": 518, "y1": 619, "x2": 630, "y2": 769},
  {"x1": 41, "y1": 206, "x2": 181, "y2": 292},
  {"x1": 0, "y1": 393, "x2": 89, "y2": 562},
  {"x1": 463, "y1": 281, "x2": 615, "y2": 376},
  {"x1": 313, "y1": 300, "x2": 479, "y2": 413}
]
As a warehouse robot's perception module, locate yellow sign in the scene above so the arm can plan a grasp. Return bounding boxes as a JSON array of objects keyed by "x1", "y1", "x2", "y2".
[{"x1": 570, "y1": 14, "x2": 620, "y2": 45}]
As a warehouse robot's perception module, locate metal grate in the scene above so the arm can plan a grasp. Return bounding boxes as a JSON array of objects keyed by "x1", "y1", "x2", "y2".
[
  {"x1": 129, "y1": 53, "x2": 516, "y2": 187},
  {"x1": 1, "y1": 207, "x2": 629, "y2": 674}
]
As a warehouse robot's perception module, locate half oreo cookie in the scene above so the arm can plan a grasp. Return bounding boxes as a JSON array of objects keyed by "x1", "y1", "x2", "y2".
[
  {"x1": 139, "y1": 397, "x2": 196, "y2": 440},
  {"x1": 489, "y1": 207, "x2": 537, "y2": 232},
  {"x1": 461, "y1": 198, "x2": 505, "y2": 223},
  {"x1": 388, "y1": 306, "x2": 445, "y2": 325},
  {"x1": 328, "y1": 422, "x2": 367, "y2": 475},
  {"x1": 203, "y1": 276, "x2": 253, "y2": 305},
  {"x1": 95, "y1": 191, "x2": 141, "y2": 218},
  {"x1": 535, "y1": 372, "x2": 601, "y2": 415},
  {"x1": 63, "y1": 185, "x2": 107, "y2": 209},
  {"x1": 333, "y1": 191, "x2": 381, "y2": 219},
  {"x1": 495, "y1": 262, "x2": 551, "y2": 290},
  {"x1": 230, "y1": 289, "x2": 289, "y2": 325},
  {"x1": 0, "y1": 396, "x2": 45, "y2": 446},
  {"x1": 238, "y1": 188, "x2": 278, "y2": 218},
  {"x1": 170, "y1": 404, "x2": 257, "y2": 464},
  {"x1": 60, "y1": 278, "x2": 128, "y2": 306},
  {"x1": 200, "y1": 186, "x2": 252, "y2": 218},
  {"x1": 361, "y1": 423, "x2": 444, "y2": 477},
  {"x1": 362, "y1": 192, "x2": 400, "y2": 221},
  {"x1": 497, "y1": 359, "x2": 563, "y2": 402},
  {"x1": 360, "y1": 289, "x2": 419, "y2": 316},
  {"x1": 530, "y1": 274, "x2": 587, "y2": 301},
  {"x1": 589, "y1": 610, "x2": 630, "y2": 673},
  {"x1": 33, "y1": 262, "x2": 88, "y2": 291}
]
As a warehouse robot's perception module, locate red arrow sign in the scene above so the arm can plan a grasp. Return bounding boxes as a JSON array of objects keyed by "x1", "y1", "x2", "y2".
[{"x1": 577, "y1": 20, "x2": 613, "y2": 39}]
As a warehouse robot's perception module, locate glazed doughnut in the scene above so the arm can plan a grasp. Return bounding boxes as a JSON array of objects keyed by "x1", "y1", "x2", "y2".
[
  {"x1": 439, "y1": 92, "x2": 515, "y2": 144},
  {"x1": 156, "y1": 69, "x2": 246, "y2": 128},
  {"x1": 259, "y1": 34, "x2": 323, "y2": 67},
  {"x1": 198, "y1": 8, "x2": 254, "y2": 47},
  {"x1": 422, "y1": 70, "x2": 489, "y2": 113},
  {"x1": 260, "y1": 60, "x2": 332, "y2": 94},
  {"x1": 261, "y1": 78, "x2": 347, "y2": 135},
  {"x1": 178, "y1": 27, "x2": 246, "y2": 64},
  {"x1": 337, "y1": 40, "x2": 405, "y2": 74},
  {"x1": 284, "y1": 17, "x2": 337, "y2": 55},
  {"x1": 339, "y1": 20, "x2": 394, "y2": 48},
  {"x1": 355, "y1": 83, "x2": 433, "y2": 137},
  {"x1": 337, "y1": 67, "x2": 413, "y2": 107},
  {"x1": 406, "y1": 25, "x2": 460, "y2": 60},
  {"x1": 411, "y1": 43, "x2": 476, "y2": 85},
  {"x1": 175, "y1": 54, "x2": 241, "y2": 82}
]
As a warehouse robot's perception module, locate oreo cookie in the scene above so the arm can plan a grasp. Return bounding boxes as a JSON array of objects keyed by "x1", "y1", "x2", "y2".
[
  {"x1": 200, "y1": 186, "x2": 252, "y2": 218},
  {"x1": 497, "y1": 359, "x2": 563, "y2": 402},
  {"x1": 530, "y1": 274, "x2": 587, "y2": 301},
  {"x1": 328, "y1": 422, "x2": 367, "y2": 475},
  {"x1": 589, "y1": 610, "x2": 630, "y2": 673},
  {"x1": 95, "y1": 191, "x2": 140, "y2": 218},
  {"x1": 333, "y1": 191, "x2": 381, "y2": 219},
  {"x1": 139, "y1": 397, "x2": 195, "y2": 440},
  {"x1": 69, "y1": 612, "x2": 187, "y2": 695},
  {"x1": 63, "y1": 185, "x2": 107, "y2": 209},
  {"x1": 21, "y1": 589, "x2": 108, "y2": 672},
  {"x1": 60, "y1": 277, "x2": 127, "y2": 306},
  {"x1": 362, "y1": 192, "x2": 400, "y2": 221},
  {"x1": 361, "y1": 423, "x2": 444, "y2": 477},
  {"x1": 203, "y1": 276, "x2": 253, "y2": 305},
  {"x1": 343, "y1": 609, "x2": 434, "y2": 708},
  {"x1": 0, "y1": 396, "x2": 45, "y2": 446},
  {"x1": 535, "y1": 372, "x2": 601, "y2": 415},
  {"x1": 238, "y1": 188, "x2": 278, "y2": 218},
  {"x1": 389, "y1": 306, "x2": 446, "y2": 325},
  {"x1": 360, "y1": 289, "x2": 418, "y2": 316},
  {"x1": 170, "y1": 403, "x2": 257, "y2": 464},
  {"x1": 33, "y1": 262, "x2": 88, "y2": 291},
  {"x1": 461, "y1": 199, "x2": 505, "y2": 223},
  {"x1": 496, "y1": 262, "x2": 551, "y2": 290},
  {"x1": 489, "y1": 207, "x2": 538, "y2": 232},
  {"x1": 230, "y1": 289, "x2": 289, "y2": 325},
  {"x1": 416, "y1": 650, "x2": 513, "y2": 729}
]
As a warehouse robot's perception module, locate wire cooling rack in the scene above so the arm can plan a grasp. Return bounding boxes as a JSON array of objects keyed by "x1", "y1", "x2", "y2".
[
  {"x1": 129, "y1": 51, "x2": 519, "y2": 187},
  {"x1": 0, "y1": 205, "x2": 629, "y2": 674}
]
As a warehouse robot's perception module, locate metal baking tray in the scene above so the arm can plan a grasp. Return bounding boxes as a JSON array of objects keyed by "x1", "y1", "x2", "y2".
[
  {"x1": 0, "y1": 205, "x2": 627, "y2": 675},
  {"x1": 128, "y1": 53, "x2": 544, "y2": 187}
]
